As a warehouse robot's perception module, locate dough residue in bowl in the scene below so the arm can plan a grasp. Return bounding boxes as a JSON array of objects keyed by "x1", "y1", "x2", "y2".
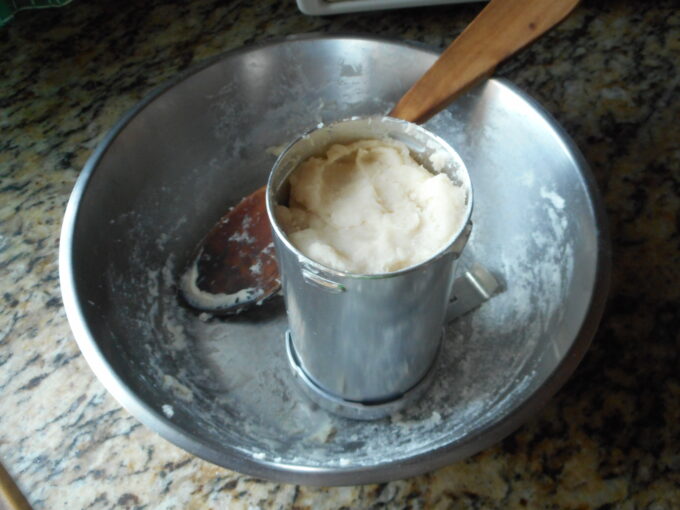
[{"x1": 276, "y1": 139, "x2": 467, "y2": 274}]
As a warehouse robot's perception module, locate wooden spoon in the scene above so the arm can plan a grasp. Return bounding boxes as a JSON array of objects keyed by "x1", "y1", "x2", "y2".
[
  {"x1": 180, "y1": 0, "x2": 580, "y2": 315},
  {"x1": 0, "y1": 459, "x2": 33, "y2": 510}
]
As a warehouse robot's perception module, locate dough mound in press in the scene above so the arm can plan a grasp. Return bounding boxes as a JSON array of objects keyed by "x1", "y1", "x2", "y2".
[{"x1": 276, "y1": 139, "x2": 467, "y2": 274}]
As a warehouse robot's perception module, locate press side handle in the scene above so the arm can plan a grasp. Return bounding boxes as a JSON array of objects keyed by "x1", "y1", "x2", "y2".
[{"x1": 447, "y1": 262, "x2": 501, "y2": 322}]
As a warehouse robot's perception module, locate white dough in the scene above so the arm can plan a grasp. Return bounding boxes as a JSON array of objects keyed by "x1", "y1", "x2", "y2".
[{"x1": 276, "y1": 139, "x2": 468, "y2": 274}]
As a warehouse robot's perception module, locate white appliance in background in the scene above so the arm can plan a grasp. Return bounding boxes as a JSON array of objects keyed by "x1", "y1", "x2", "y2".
[{"x1": 297, "y1": 0, "x2": 483, "y2": 15}]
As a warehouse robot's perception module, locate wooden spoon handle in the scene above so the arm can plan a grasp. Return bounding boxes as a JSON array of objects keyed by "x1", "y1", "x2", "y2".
[
  {"x1": 389, "y1": 0, "x2": 580, "y2": 124},
  {"x1": 0, "y1": 460, "x2": 33, "y2": 510}
]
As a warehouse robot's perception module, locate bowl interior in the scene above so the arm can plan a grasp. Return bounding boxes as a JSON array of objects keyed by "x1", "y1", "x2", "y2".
[{"x1": 62, "y1": 36, "x2": 606, "y2": 484}]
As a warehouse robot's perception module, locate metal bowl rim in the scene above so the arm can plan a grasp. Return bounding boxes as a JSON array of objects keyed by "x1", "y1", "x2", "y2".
[{"x1": 59, "y1": 33, "x2": 611, "y2": 486}]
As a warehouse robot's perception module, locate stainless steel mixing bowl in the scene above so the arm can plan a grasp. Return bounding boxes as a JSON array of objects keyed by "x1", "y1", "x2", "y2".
[{"x1": 59, "y1": 35, "x2": 610, "y2": 485}]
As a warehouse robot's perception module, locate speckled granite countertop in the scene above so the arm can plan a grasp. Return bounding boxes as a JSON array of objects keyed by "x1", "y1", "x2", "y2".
[{"x1": 1, "y1": 0, "x2": 679, "y2": 508}]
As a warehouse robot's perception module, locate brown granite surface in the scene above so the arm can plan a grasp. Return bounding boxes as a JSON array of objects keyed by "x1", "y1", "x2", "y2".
[{"x1": 1, "y1": 0, "x2": 679, "y2": 508}]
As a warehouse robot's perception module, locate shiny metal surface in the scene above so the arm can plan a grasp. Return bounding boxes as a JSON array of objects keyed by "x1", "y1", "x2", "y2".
[
  {"x1": 283, "y1": 260, "x2": 498, "y2": 419},
  {"x1": 285, "y1": 330, "x2": 442, "y2": 420},
  {"x1": 59, "y1": 35, "x2": 610, "y2": 485},
  {"x1": 267, "y1": 117, "x2": 472, "y2": 408}
]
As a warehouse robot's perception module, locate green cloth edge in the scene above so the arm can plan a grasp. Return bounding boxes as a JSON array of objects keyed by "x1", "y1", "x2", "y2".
[{"x1": 1, "y1": 0, "x2": 73, "y2": 27}]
